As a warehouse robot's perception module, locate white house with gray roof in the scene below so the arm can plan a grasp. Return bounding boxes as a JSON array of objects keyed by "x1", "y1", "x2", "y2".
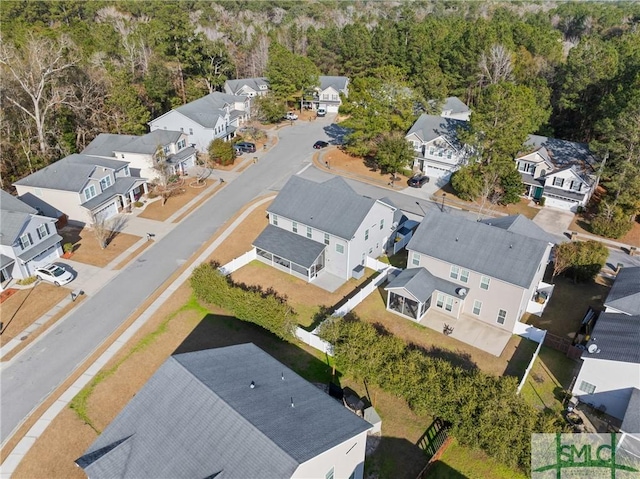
[
  {"x1": 316, "y1": 76, "x2": 349, "y2": 113},
  {"x1": 0, "y1": 190, "x2": 63, "y2": 288},
  {"x1": 572, "y1": 267, "x2": 640, "y2": 419},
  {"x1": 515, "y1": 135, "x2": 599, "y2": 212},
  {"x1": 253, "y1": 176, "x2": 397, "y2": 285},
  {"x1": 14, "y1": 154, "x2": 148, "y2": 225},
  {"x1": 224, "y1": 77, "x2": 269, "y2": 98},
  {"x1": 148, "y1": 92, "x2": 250, "y2": 152},
  {"x1": 83, "y1": 130, "x2": 197, "y2": 180},
  {"x1": 396, "y1": 211, "x2": 553, "y2": 338},
  {"x1": 427, "y1": 96, "x2": 471, "y2": 121},
  {"x1": 76, "y1": 343, "x2": 372, "y2": 479},
  {"x1": 405, "y1": 114, "x2": 470, "y2": 186}
]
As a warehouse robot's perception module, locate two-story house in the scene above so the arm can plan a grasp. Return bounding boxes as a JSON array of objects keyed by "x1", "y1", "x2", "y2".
[
  {"x1": 572, "y1": 266, "x2": 640, "y2": 420},
  {"x1": 223, "y1": 77, "x2": 269, "y2": 98},
  {"x1": 515, "y1": 135, "x2": 599, "y2": 212},
  {"x1": 389, "y1": 211, "x2": 553, "y2": 341},
  {"x1": 149, "y1": 92, "x2": 250, "y2": 152},
  {"x1": 76, "y1": 344, "x2": 372, "y2": 479},
  {"x1": 316, "y1": 76, "x2": 349, "y2": 113},
  {"x1": 14, "y1": 154, "x2": 148, "y2": 225},
  {"x1": 0, "y1": 190, "x2": 63, "y2": 288},
  {"x1": 82, "y1": 130, "x2": 197, "y2": 180},
  {"x1": 428, "y1": 96, "x2": 472, "y2": 121},
  {"x1": 253, "y1": 176, "x2": 397, "y2": 286},
  {"x1": 405, "y1": 114, "x2": 470, "y2": 186}
]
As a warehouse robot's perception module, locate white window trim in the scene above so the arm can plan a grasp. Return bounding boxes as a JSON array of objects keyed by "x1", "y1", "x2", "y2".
[
  {"x1": 272, "y1": 214, "x2": 278, "y2": 226},
  {"x1": 460, "y1": 268, "x2": 469, "y2": 283},
  {"x1": 336, "y1": 243, "x2": 344, "y2": 254},
  {"x1": 84, "y1": 185, "x2": 97, "y2": 201},
  {"x1": 306, "y1": 226, "x2": 312, "y2": 239},
  {"x1": 472, "y1": 300, "x2": 482, "y2": 316},
  {"x1": 480, "y1": 276, "x2": 490, "y2": 290},
  {"x1": 411, "y1": 252, "x2": 420, "y2": 266},
  {"x1": 579, "y1": 381, "x2": 596, "y2": 395},
  {"x1": 450, "y1": 265, "x2": 459, "y2": 280}
]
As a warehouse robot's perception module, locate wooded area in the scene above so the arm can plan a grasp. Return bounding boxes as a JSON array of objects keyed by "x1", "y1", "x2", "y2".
[{"x1": 1, "y1": 1, "x2": 639, "y2": 233}]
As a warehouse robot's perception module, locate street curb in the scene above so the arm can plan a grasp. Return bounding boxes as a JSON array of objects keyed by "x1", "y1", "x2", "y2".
[{"x1": 0, "y1": 195, "x2": 275, "y2": 478}]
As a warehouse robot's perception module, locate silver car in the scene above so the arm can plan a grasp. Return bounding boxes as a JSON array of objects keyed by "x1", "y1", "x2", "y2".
[{"x1": 35, "y1": 263, "x2": 74, "y2": 286}]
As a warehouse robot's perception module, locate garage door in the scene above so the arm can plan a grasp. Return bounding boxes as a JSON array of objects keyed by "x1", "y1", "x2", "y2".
[
  {"x1": 425, "y1": 165, "x2": 453, "y2": 186},
  {"x1": 327, "y1": 104, "x2": 339, "y2": 113},
  {"x1": 93, "y1": 202, "x2": 118, "y2": 222},
  {"x1": 543, "y1": 196, "x2": 576, "y2": 212}
]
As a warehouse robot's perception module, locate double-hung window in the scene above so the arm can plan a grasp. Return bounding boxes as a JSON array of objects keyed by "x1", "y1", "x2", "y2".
[
  {"x1": 411, "y1": 252, "x2": 420, "y2": 266},
  {"x1": 472, "y1": 300, "x2": 482, "y2": 315},
  {"x1": 292, "y1": 221, "x2": 298, "y2": 233},
  {"x1": 324, "y1": 233, "x2": 330, "y2": 245},
  {"x1": 306, "y1": 226, "x2": 312, "y2": 239},
  {"x1": 100, "y1": 176, "x2": 112, "y2": 190},
  {"x1": 19, "y1": 233, "x2": 32, "y2": 250},
  {"x1": 365, "y1": 229, "x2": 369, "y2": 241},
  {"x1": 450, "y1": 265, "x2": 459, "y2": 280},
  {"x1": 272, "y1": 214, "x2": 278, "y2": 226},
  {"x1": 36, "y1": 223, "x2": 50, "y2": 239},
  {"x1": 497, "y1": 309, "x2": 507, "y2": 324},
  {"x1": 84, "y1": 185, "x2": 97, "y2": 201},
  {"x1": 336, "y1": 243, "x2": 344, "y2": 254},
  {"x1": 459, "y1": 269, "x2": 469, "y2": 283},
  {"x1": 553, "y1": 177, "x2": 564, "y2": 187},
  {"x1": 480, "y1": 276, "x2": 490, "y2": 290},
  {"x1": 380, "y1": 219, "x2": 384, "y2": 230}
]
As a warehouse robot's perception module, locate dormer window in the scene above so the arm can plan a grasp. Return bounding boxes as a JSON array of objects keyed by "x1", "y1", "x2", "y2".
[
  {"x1": 553, "y1": 177, "x2": 564, "y2": 187},
  {"x1": 177, "y1": 139, "x2": 186, "y2": 150},
  {"x1": 163, "y1": 145, "x2": 170, "y2": 155},
  {"x1": 100, "y1": 176, "x2": 112, "y2": 190},
  {"x1": 37, "y1": 223, "x2": 50, "y2": 239},
  {"x1": 84, "y1": 185, "x2": 97, "y2": 201},
  {"x1": 19, "y1": 233, "x2": 33, "y2": 250},
  {"x1": 571, "y1": 181, "x2": 581, "y2": 192}
]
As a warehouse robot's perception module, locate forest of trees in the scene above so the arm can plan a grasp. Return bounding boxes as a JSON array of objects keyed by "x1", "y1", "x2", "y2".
[{"x1": 1, "y1": 1, "x2": 639, "y2": 234}]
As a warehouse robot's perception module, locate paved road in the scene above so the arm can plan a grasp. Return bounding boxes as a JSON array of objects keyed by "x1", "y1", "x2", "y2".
[{"x1": 0, "y1": 118, "x2": 332, "y2": 445}]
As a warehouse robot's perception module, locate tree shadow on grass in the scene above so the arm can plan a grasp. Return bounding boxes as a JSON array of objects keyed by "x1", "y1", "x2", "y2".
[
  {"x1": 503, "y1": 338, "x2": 539, "y2": 379},
  {"x1": 173, "y1": 311, "x2": 335, "y2": 384},
  {"x1": 366, "y1": 436, "x2": 430, "y2": 479}
]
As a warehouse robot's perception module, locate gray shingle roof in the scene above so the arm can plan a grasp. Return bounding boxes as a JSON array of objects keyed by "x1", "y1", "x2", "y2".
[
  {"x1": 253, "y1": 224, "x2": 326, "y2": 269},
  {"x1": 76, "y1": 344, "x2": 371, "y2": 479},
  {"x1": 13, "y1": 154, "x2": 128, "y2": 192},
  {"x1": 385, "y1": 267, "x2": 464, "y2": 302},
  {"x1": 605, "y1": 267, "x2": 640, "y2": 315},
  {"x1": 120, "y1": 130, "x2": 183, "y2": 154},
  {"x1": 320, "y1": 76, "x2": 348, "y2": 92},
  {"x1": 82, "y1": 133, "x2": 139, "y2": 157},
  {"x1": 525, "y1": 134, "x2": 598, "y2": 183},
  {"x1": 442, "y1": 97, "x2": 470, "y2": 114},
  {"x1": 621, "y1": 388, "x2": 640, "y2": 434},
  {"x1": 268, "y1": 176, "x2": 379, "y2": 240},
  {"x1": 405, "y1": 114, "x2": 467, "y2": 148},
  {"x1": 1, "y1": 190, "x2": 37, "y2": 245},
  {"x1": 225, "y1": 77, "x2": 269, "y2": 95},
  {"x1": 480, "y1": 215, "x2": 555, "y2": 244},
  {"x1": 175, "y1": 92, "x2": 246, "y2": 128},
  {"x1": 407, "y1": 210, "x2": 549, "y2": 289},
  {"x1": 583, "y1": 312, "x2": 640, "y2": 364},
  {"x1": 0, "y1": 254, "x2": 15, "y2": 269}
]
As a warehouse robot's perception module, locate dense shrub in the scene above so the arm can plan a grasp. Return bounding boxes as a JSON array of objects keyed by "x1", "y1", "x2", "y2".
[
  {"x1": 319, "y1": 315, "x2": 565, "y2": 473},
  {"x1": 590, "y1": 204, "x2": 633, "y2": 239},
  {"x1": 190, "y1": 262, "x2": 297, "y2": 340}
]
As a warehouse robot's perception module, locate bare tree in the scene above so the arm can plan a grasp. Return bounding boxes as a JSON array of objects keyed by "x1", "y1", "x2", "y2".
[
  {"x1": 476, "y1": 170, "x2": 502, "y2": 219},
  {"x1": 0, "y1": 34, "x2": 78, "y2": 156},
  {"x1": 478, "y1": 44, "x2": 514, "y2": 87},
  {"x1": 90, "y1": 214, "x2": 112, "y2": 249},
  {"x1": 152, "y1": 146, "x2": 183, "y2": 205}
]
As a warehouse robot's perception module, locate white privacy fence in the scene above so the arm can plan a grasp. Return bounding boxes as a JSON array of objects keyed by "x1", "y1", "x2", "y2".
[
  {"x1": 516, "y1": 327, "x2": 548, "y2": 394},
  {"x1": 296, "y1": 258, "x2": 401, "y2": 354},
  {"x1": 218, "y1": 249, "x2": 257, "y2": 276}
]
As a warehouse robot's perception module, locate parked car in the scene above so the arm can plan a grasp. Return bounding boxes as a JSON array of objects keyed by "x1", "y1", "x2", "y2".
[
  {"x1": 35, "y1": 263, "x2": 74, "y2": 286},
  {"x1": 408, "y1": 175, "x2": 430, "y2": 188},
  {"x1": 234, "y1": 145, "x2": 243, "y2": 156},
  {"x1": 235, "y1": 142, "x2": 256, "y2": 153},
  {"x1": 313, "y1": 140, "x2": 329, "y2": 149},
  {"x1": 317, "y1": 107, "x2": 327, "y2": 117},
  {"x1": 285, "y1": 111, "x2": 298, "y2": 120}
]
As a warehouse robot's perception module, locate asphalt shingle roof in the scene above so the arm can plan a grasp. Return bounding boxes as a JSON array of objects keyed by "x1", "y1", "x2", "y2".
[
  {"x1": 268, "y1": 176, "x2": 379, "y2": 240},
  {"x1": 605, "y1": 267, "x2": 640, "y2": 315},
  {"x1": 81, "y1": 177, "x2": 147, "y2": 210},
  {"x1": 76, "y1": 344, "x2": 371, "y2": 479},
  {"x1": 480, "y1": 215, "x2": 555, "y2": 244},
  {"x1": 442, "y1": 97, "x2": 470, "y2": 114},
  {"x1": 0, "y1": 190, "x2": 37, "y2": 245},
  {"x1": 175, "y1": 92, "x2": 246, "y2": 128},
  {"x1": 82, "y1": 134, "x2": 139, "y2": 157},
  {"x1": 253, "y1": 224, "x2": 326, "y2": 269},
  {"x1": 225, "y1": 77, "x2": 269, "y2": 95},
  {"x1": 583, "y1": 312, "x2": 640, "y2": 364},
  {"x1": 385, "y1": 267, "x2": 464, "y2": 302},
  {"x1": 406, "y1": 114, "x2": 467, "y2": 148},
  {"x1": 524, "y1": 134, "x2": 598, "y2": 183},
  {"x1": 13, "y1": 154, "x2": 128, "y2": 192},
  {"x1": 319, "y1": 75, "x2": 349, "y2": 92},
  {"x1": 407, "y1": 210, "x2": 549, "y2": 289}
]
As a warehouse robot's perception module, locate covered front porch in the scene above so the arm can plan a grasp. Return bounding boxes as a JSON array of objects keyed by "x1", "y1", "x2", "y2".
[{"x1": 253, "y1": 225, "x2": 326, "y2": 283}]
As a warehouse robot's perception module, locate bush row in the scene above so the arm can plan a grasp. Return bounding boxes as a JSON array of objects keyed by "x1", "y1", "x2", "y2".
[{"x1": 190, "y1": 262, "x2": 297, "y2": 340}]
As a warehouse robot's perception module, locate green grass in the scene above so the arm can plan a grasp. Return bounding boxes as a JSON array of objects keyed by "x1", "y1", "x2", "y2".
[
  {"x1": 429, "y1": 439, "x2": 528, "y2": 479},
  {"x1": 520, "y1": 346, "x2": 579, "y2": 413}
]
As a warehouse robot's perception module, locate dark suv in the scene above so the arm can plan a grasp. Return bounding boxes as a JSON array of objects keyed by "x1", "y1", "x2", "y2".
[
  {"x1": 235, "y1": 141, "x2": 256, "y2": 153},
  {"x1": 408, "y1": 175, "x2": 429, "y2": 188}
]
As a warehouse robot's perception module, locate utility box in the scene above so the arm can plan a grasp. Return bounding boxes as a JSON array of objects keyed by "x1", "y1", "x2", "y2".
[{"x1": 352, "y1": 264, "x2": 365, "y2": 280}]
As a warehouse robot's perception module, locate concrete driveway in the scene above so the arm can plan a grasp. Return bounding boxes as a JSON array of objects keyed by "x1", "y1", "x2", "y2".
[{"x1": 533, "y1": 207, "x2": 575, "y2": 239}]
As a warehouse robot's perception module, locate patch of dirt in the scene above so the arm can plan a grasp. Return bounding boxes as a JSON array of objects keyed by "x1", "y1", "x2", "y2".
[
  {"x1": 59, "y1": 225, "x2": 140, "y2": 268},
  {"x1": 0, "y1": 284, "x2": 70, "y2": 345},
  {"x1": 322, "y1": 148, "x2": 409, "y2": 186},
  {"x1": 0, "y1": 288, "x2": 18, "y2": 304},
  {"x1": 137, "y1": 179, "x2": 214, "y2": 221},
  {"x1": 433, "y1": 184, "x2": 540, "y2": 219},
  {"x1": 570, "y1": 213, "x2": 640, "y2": 248}
]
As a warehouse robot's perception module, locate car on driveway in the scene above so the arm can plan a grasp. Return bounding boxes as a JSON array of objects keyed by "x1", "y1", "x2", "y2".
[
  {"x1": 35, "y1": 263, "x2": 74, "y2": 286},
  {"x1": 408, "y1": 175, "x2": 430, "y2": 188},
  {"x1": 285, "y1": 112, "x2": 298, "y2": 120},
  {"x1": 235, "y1": 142, "x2": 256, "y2": 153},
  {"x1": 313, "y1": 140, "x2": 329, "y2": 149}
]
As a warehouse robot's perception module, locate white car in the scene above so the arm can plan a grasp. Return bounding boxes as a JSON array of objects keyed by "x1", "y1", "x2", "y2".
[
  {"x1": 285, "y1": 112, "x2": 298, "y2": 120},
  {"x1": 35, "y1": 263, "x2": 74, "y2": 286}
]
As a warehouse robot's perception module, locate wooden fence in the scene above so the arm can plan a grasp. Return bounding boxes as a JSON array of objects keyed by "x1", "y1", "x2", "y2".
[{"x1": 544, "y1": 332, "x2": 584, "y2": 360}]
